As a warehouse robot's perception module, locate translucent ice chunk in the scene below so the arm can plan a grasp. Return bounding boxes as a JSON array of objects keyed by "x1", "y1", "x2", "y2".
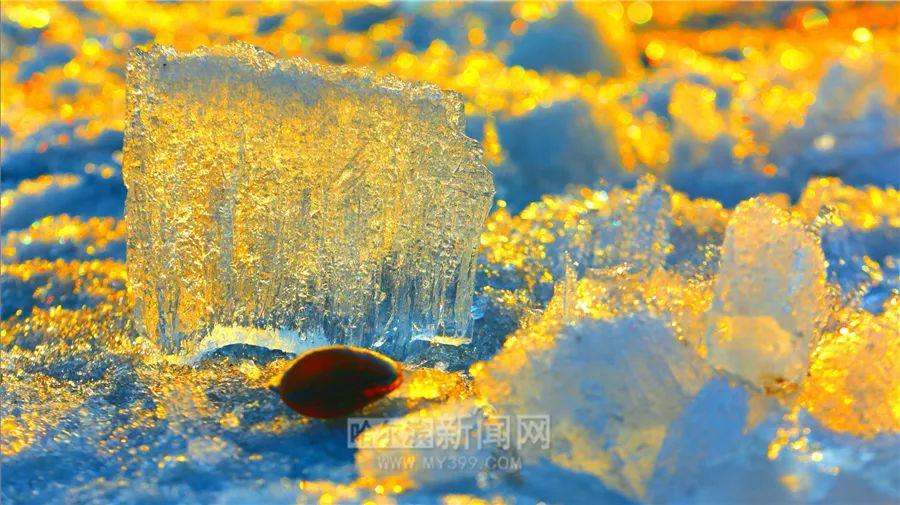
[
  {"x1": 705, "y1": 198, "x2": 827, "y2": 387},
  {"x1": 123, "y1": 43, "x2": 494, "y2": 358},
  {"x1": 591, "y1": 175, "x2": 672, "y2": 272}
]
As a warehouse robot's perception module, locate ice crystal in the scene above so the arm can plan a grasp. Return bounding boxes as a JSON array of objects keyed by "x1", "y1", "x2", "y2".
[
  {"x1": 123, "y1": 43, "x2": 493, "y2": 358},
  {"x1": 705, "y1": 198, "x2": 828, "y2": 387}
]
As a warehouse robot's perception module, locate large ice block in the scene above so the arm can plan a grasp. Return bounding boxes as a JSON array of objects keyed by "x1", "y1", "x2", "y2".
[{"x1": 123, "y1": 43, "x2": 494, "y2": 358}]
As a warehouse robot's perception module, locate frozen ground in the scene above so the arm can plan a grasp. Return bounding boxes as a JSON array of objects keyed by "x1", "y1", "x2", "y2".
[{"x1": 1, "y1": 2, "x2": 899, "y2": 504}]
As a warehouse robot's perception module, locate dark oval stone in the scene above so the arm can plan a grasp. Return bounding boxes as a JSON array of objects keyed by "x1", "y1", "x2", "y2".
[{"x1": 279, "y1": 346, "x2": 403, "y2": 419}]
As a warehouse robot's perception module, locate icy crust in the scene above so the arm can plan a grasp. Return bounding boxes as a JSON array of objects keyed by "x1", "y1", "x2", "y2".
[
  {"x1": 3, "y1": 176, "x2": 899, "y2": 504},
  {"x1": 123, "y1": 43, "x2": 494, "y2": 358}
]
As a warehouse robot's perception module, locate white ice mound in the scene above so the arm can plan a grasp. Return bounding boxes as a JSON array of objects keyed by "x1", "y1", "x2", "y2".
[{"x1": 475, "y1": 298, "x2": 709, "y2": 500}]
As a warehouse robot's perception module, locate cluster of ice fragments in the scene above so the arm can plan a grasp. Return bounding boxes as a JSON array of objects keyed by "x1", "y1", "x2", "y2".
[
  {"x1": 342, "y1": 164, "x2": 895, "y2": 502},
  {"x1": 112, "y1": 43, "x2": 898, "y2": 504},
  {"x1": 124, "y1": 43, "x2": 493, "y2": 359}
]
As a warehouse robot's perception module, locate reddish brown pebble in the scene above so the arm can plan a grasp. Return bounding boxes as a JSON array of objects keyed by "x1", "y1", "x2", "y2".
[{"x1": 278, "y1": 346, "x2": 403, "y2": 419}]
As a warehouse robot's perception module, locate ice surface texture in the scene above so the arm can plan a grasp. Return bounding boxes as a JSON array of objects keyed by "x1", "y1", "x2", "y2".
[{"x1": 123, "y1": 43, "x2": 494, "y2": 358}]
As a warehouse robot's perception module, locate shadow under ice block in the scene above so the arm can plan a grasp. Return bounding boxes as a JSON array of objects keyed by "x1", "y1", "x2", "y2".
[{"x1": 123, "y1": 43, "x2": 494, "y2": 358}]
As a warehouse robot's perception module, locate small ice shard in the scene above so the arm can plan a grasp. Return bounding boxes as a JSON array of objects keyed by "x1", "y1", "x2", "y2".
[
  {"x1": 705, "y1": 197, "x2": 827, "y2": 387},
  {"x1": 591, "y1": 175, "x2": 672, "y2": 272},
  {"x1": 123, "y1": 43, "x2": 494, "y2": 358}
]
